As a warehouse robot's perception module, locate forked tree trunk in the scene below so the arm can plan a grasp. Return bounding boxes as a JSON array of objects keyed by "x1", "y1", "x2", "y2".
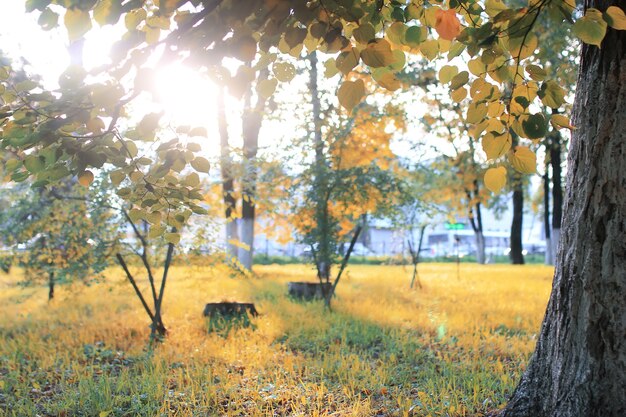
[
  {"x1": 502, "y1": 3, "x2": 626, "y2": 415},
  {"x1": 218, "y1": 86, "x2": 239, "y2": 260},
  {"x1": 238, "y1": 71, "x2": 267, "y2": 270}
]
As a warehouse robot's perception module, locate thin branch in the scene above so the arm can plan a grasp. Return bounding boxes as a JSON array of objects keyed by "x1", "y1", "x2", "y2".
[{"x1": 116, "y1": 253, "x2": 155, "y2": 322}]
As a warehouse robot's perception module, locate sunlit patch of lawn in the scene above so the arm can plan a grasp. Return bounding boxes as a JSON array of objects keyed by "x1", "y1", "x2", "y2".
[{"x1": 0, "y1": 263, "x2": 553, "y2": 416}]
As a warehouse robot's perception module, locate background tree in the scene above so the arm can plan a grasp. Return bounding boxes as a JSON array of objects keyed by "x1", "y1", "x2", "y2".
[{"x1": 0, "y1": 176, "x2": 120, "y2": 300}]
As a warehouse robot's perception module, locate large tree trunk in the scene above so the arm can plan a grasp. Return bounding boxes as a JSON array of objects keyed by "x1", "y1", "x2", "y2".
[
  {"x1": 502, "y1": 4, "x2": 626, "y2": 416},
  {"x1": 218, "y1": 86, "x2": 239, "y2": 260}
]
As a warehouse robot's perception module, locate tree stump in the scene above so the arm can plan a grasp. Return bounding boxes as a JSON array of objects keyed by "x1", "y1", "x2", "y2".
[
  {"x1": 288, "y1": 282, "x2": 332, "y2": 300},
  {"x1": 202, "y1": 302, "x2": 258, "y2": 334}
]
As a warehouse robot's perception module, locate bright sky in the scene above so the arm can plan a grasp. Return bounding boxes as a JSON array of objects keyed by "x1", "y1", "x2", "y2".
[{"x1": 0, "y1": 3, "x2": 459, "y2": 167}]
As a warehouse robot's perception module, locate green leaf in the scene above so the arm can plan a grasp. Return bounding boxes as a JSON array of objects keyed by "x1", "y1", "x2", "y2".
[
  {"x1": 23, "y1": 155, "x2": 45, "y2": 173},
  {"x1": 603, "y1": 6, "x2": 626, "y2": 30},
  {"x1": 573, "y1": 8, "x2": 607, "y2": 47},
  {"x1": 64, "y1": 8, "x2": 92, "y2": 42},
  {"x1": 190, "y1": 156, "x2": 210, "y2": 173},
  {"x1": 38, "y1": 7, "x2": 59, "y2": 31},
  {"x1": 521, "y1": 113, "x2": 547, "y2": 139},
  {"x1": 337, "y1": 79, "x2": 365, "y2": 111},
  {"x1": 4, "y1": 159, "x2": 21, "y2": 172},
  {"x1": 405, "y1": 26, "x2": 427, "y2": 47}
]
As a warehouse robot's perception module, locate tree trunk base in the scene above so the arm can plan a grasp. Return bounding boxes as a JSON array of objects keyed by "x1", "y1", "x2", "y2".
[
  {"x1": 203, "y1": 302, "x2": 259, "y2": 334},
  {"x1": 288, "y1": 282, "x2": 332, "y2": 300}
]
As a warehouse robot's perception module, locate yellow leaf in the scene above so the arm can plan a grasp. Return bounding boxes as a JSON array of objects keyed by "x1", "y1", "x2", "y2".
[
  {"x1": 99, "y1": 411, "x2": 111, "y2": 417},
  {"x1": 360, "y1": 39, "x2": 395, "y2": 68},
  {"x1": 164, "y1": 232, "x2": 181, "y2": 245},
  {"x1": 337, "y1": 79, "x2": 365, "y2": 111},
  {"x1": 604, "y1": 6, "x2": 626, "y2": 30},
  {"x1": 451, "y1": 87, "x2": 467, "y2": 102},
  {"x1": 468, "y1": 59, "x2": 485, "y2": 76},
  {"x1": 372, "y1": 69, "x2": 401, "y2": 91},
  {"x1": 78, "y1": 170, "x2": 94, "y2": 187},
  {"x1": 256, "y1": 78, "x2": 278, "y2": 98},
  {"x1": 482, "y1": 132, "x2": 511, "y2": 160},
  {"x1": 419, "y1": 39, "x2": 439, "y2": 60},
  {"x1": 466, "y1": 102, "x2": 488, "y2": 124},
  {"x1": 509, "y1": 146, "x2": 537, "y2": 174},
  {"x1": 435, "y1": 9, "x2": 461, "y2": 41},
  {"x1": 86, "y1": 117, "x2": 105, "y2": 134},
  {"x1": 484, "y1": 166, "x2": 507, "y2": 192},
  {"x1": 64, "y1": 8, "x2": 92, "y2": 42},
  {"x1": 191, "y1": 156, "x2": 210, "y2": 173},
  {"x1": 145, "y1": 211, "x2": 162, "y2": 224},
  {"x1": 148, "y1": 225, "x2": 165, "y2": 239},
  {"x1": 438, "y1": 65, "x2": 458, "y2": 84},
  {"x1": 125, "y1": 8, "x2": 146, "y2": 30},
  {"x1": 335, "y1": 48, "x2": 360, "y2": 75},
  {"x1": 550, "y1": 114, "x2": 576, "y2": 130},
  {"x1": 273, "y1": 61, "x2": 296, "y2": 82}
]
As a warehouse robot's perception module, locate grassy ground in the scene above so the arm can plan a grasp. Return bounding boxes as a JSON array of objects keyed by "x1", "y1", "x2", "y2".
[{"x1": 0, "y1": 263, "x2": 553, "y2": 416}]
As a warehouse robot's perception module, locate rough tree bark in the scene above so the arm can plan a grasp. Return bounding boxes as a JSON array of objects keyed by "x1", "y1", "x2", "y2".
[{"x1": 502, "y1": 2, "x2": 626, "y2": 415}]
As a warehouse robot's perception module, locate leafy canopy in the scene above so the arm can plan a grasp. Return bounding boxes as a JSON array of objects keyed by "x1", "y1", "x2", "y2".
[{"x1": 1, "y1": 0, "x2": 625, "y2": 231}]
